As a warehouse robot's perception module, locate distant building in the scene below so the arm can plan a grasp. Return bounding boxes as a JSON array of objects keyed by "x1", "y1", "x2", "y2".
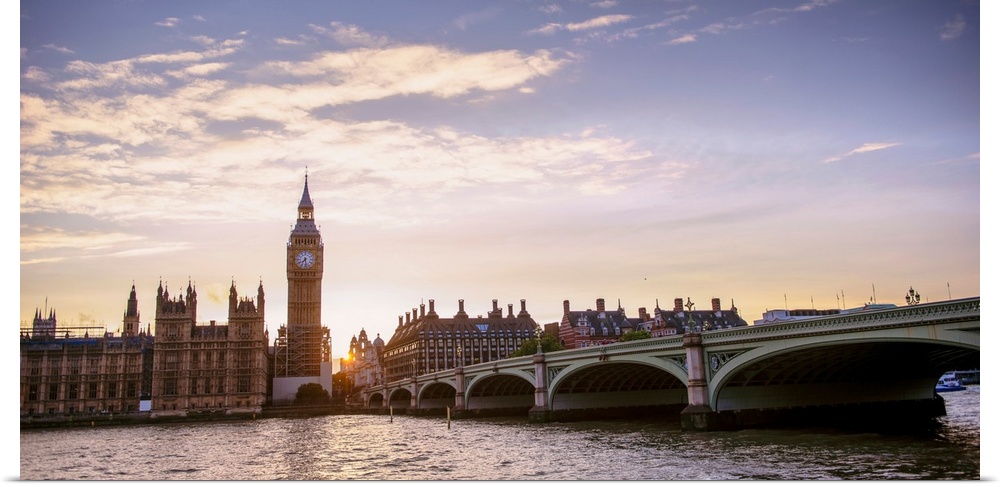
[
  {"x1": 754, "y1": 303, "x2": 898, "y2": 326},
  {"x1": 150, "y1": 280, "x2": 270, "y2": 417},
  {"x1": 557, "y1": 298, "x2": 641, "y2": 349},
  {"x1": 343, "y1": 328, "x2": 385, "y2": 390},
  {"x1": 559, "y1": 297, "x2": 748, "y2": 349},
  {"x1": 20, "y1": 288, "x2": 155, "y2": 418},
  {"x1": 382, "y1": 299, "x2": 539, "y2": 383}
]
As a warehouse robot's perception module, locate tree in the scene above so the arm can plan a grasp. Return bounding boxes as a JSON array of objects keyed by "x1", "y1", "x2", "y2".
[
  {"x1": 619, "y1": 330, "x2": 652, "y2": 342},
  {"x1": 511, "y1": 334, "x2": 565, "y2": 357},
  {"x1": 294, "y1": 382, "x2": 330, "y2": 405}
]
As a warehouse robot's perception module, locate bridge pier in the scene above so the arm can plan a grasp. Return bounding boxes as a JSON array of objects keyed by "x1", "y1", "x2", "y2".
[
  {"x1": 528, "y1": 349, "x2": 551, "y2": 423},
  {"x1": 680, "y1": 332, "x2": 723, "y2": 431}
]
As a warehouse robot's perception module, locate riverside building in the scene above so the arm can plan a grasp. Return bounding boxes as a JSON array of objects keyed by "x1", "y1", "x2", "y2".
[
  {"x1": 558, "y1": 297, "x2": 748, "y2": 349},
  {"x1": 343, "y1": 328, "x2": 385, "y2": 390},
  {"x1": 381, "y1": 299, "x2": 539, "y2": 383},
  {"x1": 150, "y1": 280, "x2": 270, "y2": 417},
  {"x1": 20, "y1": 288, "x2": 154, "y2": 418}
]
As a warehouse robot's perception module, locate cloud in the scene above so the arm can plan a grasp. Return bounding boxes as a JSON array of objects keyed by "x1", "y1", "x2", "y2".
[
  {"x1": 668, "y1": 33, "x2": 697, "y2": 45},
  {"x1": 310, "y1": 22, "x2": 389, "y2": 48},
  {"x1": 20, "y1": 226, "x2": 147, "y2": 254},
  {"x1": 275, "y1": 37, "x2": 307, "y2": 46},
  {"x1": 823, "y1": 142, "x2": 901, "y2": 163},
  {"x1": 453, "y1": 8, "x2": 501, "y2": 30},
  {"x1": 590, "y1": 1, "x2": 618, "y2": 8},
  {"x1": 531, "y1": 14, "x2": 632, "y2": 35},
  {"x1": 538, "y1": 4, "x2": 562, "y2": 14},
  {"x1": 940, "y1": 14, "x2": 965, "y2": 41},
  {"x1": 43, "y1": 44, "x2": 75, "y2": 55},
  {"x1": 21, "y1": 35, "x2": 667, "y2": 230},
  {"x1": 193, "y1": 15, "x2": 206, "y2": 22},
  {"x1": 155, "y1": 17, "x2": 180, "y2": 28}
]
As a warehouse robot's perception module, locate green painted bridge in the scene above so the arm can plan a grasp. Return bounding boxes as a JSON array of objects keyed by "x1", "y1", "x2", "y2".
[{"x1": 359, "y1": 297, "x2": 979, "y2": 430}]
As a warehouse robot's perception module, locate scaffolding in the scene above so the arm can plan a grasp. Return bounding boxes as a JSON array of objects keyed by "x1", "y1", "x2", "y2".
[{"x1": 272, "y1": 323, "x2": 331, "y2": 378}]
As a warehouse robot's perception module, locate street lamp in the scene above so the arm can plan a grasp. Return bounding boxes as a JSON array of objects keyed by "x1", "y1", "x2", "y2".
[
  {"x1": 684, "y1": 297, "x2": 698, "y2": 333},
  {"x1": 905, "y1": 287, "x2": 921, "y2": 306},
  {"x1": 535, "y1": 325, "x2": 543, "y2": 354}
]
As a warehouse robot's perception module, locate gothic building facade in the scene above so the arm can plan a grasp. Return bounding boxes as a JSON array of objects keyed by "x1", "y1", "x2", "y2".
[
  {"x1": 343, "y1": 328, "x2": 385, "y2": 392},
  {"x1": 19, "y1": 287, "x2": 155, "y2": 419},
  {"x1": 150, "y1": 280, "x2": 270, "y2": 417}
]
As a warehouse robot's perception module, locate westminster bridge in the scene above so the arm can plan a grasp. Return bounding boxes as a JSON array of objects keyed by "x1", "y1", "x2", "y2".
[{"x1": 358, "y1": 297, "x2": 980, "y2": 431}]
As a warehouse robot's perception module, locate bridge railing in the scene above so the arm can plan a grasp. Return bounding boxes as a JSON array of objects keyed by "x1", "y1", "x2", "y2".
[{"x1": 701, "y1": 297, "x2": 980, "y2": 344}]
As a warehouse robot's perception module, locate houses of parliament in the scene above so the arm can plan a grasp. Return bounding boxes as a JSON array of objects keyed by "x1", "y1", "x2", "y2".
[
  {"x1": 19, "y1": 176, "x2": 333, "y2": 419},
  {"x1": 20, "y1": 174, "x2": 748, "y2": 421}
]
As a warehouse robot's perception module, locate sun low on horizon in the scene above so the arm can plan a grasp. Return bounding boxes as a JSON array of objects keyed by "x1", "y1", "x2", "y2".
[{"x1": 18, "y1": 1, "x2": 981, "y2": 357}]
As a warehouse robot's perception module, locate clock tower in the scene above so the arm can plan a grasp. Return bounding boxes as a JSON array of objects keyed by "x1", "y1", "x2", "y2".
[
  {"x1": 273, "y1": 173, "x2": 333, "y2": 395},
  {"x1": 287, "y1": 174, "x2": 323, "y2": 326}
]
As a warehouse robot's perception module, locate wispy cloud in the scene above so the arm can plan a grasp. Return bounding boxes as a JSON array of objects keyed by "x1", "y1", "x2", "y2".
[
  {"x1": 939, "y1": 14, "x2": 965, "y2": 41},
  {"x1": 930, "y1": 152, "x2": 979, "y2": 166},
  {"x1": 42, "y1": 43, "x2": 75, "y2": 55},
  {"x1": 590, "y1": 1, "x2": 618, "y2": 8},
  {"x1": 310, "y1": 22, "x2": 389, "y2": 48},
  {"x1": 453, "y1": 7, "x2": 501, "y2": 31},
  {"x1": 823, "y1": 142, "x2": 900, "y2": 163},
  {"x1": 531, "y1": 14, "x2": 632, "y2": 35},
  {"x1": 155, "y1": 17, "x2": 180, "y2": 28},
  {"x1": 667, "y1": 33, "x2": 697, "y2": 45},
  {"x1": 21, "y1": 26, "x2": 664, "y2": 229}
]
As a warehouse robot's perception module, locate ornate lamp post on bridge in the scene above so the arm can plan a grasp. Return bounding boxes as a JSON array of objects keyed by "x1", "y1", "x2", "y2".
[
  {"x1": 454, "y1": 346, "x2": 466, "y2": 415},
  {"x1": 905, "y1": 287, "x2": 921, "y2": 306},
  {"x1": 528, "y1": 324, "x2": 550, "y2": 422}
]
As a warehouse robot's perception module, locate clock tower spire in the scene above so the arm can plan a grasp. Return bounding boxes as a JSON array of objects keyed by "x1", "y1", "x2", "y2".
[
  {"x1": 275, "y1": 173, "x2": 333, "y2": 393},
  {"x1": 287, "y1": 173, "x2": 323, "y2": 327}
]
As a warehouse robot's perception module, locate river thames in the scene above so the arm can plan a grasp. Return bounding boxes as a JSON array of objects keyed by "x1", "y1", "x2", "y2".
[{"x1": 20, "y1": 386, "x2": 979, "y2": 480}]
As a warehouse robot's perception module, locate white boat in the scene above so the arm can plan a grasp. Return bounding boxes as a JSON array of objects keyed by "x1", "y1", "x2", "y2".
[{"x1": 936, "y1": 372, "x2": 967, "y2": 392}]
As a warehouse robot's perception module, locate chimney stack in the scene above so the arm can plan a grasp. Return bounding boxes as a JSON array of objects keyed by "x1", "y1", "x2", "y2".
[
  {"x1": 712, "y1": 298, "x2": 721, "y2": 312},
  {"x1": 420, "y1": 303, "x2": 425, "y2": 318},
  {"x1": 597, "y1": 298, "x2": 606, "y2": 312},
  {"x1": 674, "y1": 298, "x2": 683, "y2": 312},
  {"x1": 563, "y1": 300, "x2": 571, "y2": 316},
  {"x1": 639, "y1": 307, "x2": 648, "y2": 321},
  {"x1": 507, "y1": 303, "x2": 514, "y2": 318},
  {"x1": 456, "y1": 299, "x2": 468, "y2": 318},
  {"x1": 405, "y1": 311, "x2": 411, "y2": 324},
  {"x1": 398, "y1": 315, "x2": 403, "y2": 327},
  {"x1": 492, "y1": 299, "x2": 499, "y2": 312}
]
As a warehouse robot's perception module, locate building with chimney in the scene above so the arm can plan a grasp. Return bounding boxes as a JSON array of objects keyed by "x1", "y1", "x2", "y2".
[
  {"x1": 558, "y1": 297, "x2": 748, "y2": 349},
  {"x1": 381, "y1": 298, "x2": 539, "y2": 383}
]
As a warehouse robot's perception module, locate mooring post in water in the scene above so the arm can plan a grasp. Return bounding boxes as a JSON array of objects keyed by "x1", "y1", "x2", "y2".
[
  {"x1": 447, "y1": 407, "x2": 451, "y2": 429},
  {"x1": 390, "y1": 406, "x2": 393, "y2": 423}
]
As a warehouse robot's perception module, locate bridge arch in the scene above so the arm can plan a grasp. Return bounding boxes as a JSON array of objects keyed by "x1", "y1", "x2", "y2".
[
  {"x1": 465, "y1": 372, "x2": 535, "y2": 411},
  {"x1": 548, "y1": 359, "x2": 688, "y2": 413},
  {"x1": 710, "y1": 332, "x2": 979, "y2": 412},
  {"x1": 418, "y1": 381, "x2": 457, "y2": 410},
  {"x1": 387, "y1": 386, "x2": 412, "y2": 411},
  {"x1": 366, "y1": 392, "x2": 385, "y2": 410}
]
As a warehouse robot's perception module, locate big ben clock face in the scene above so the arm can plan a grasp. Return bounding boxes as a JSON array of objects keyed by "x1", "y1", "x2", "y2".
[{"x1": 295, "y1": 250, "x2": 315, "y2": 269}]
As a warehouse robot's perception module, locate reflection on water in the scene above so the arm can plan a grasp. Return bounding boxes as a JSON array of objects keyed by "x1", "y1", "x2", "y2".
[{"x1": 20, "y1": 387, "x2": 979, "y2": 480}]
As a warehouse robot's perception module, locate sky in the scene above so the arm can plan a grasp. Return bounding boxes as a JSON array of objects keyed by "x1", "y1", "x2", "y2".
[{"x1": 17, "y1": 0, "x2": 984, "y2": 361}]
